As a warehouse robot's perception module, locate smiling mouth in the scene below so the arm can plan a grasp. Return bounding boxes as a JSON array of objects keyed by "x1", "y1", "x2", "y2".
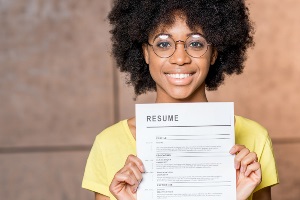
[{"x1": 166, "y1": 73, "x2": 193, "y2": 79}]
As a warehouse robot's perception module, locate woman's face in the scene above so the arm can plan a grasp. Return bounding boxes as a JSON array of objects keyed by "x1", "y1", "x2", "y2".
[{"x1": 143, "y1": 15, "x2": 217, "y2": 103}]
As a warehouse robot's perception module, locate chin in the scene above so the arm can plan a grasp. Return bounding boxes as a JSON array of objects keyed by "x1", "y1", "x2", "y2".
[{"x1": 169, "y1": 93, "x2": 193, "y2": 101}]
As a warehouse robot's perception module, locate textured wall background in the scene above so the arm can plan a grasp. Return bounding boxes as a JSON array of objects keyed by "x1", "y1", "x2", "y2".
[
  {"x1": 0, "y1": 0, "x2": 299, "y2": 199},
  {"x1": 0, "y1": 0, "x2": 113, "y2": 199}
]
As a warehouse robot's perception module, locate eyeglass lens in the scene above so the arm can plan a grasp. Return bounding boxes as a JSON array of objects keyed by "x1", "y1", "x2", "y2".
[{"x1": 152, "y1": 34, "x2": 209, "y2": 58}]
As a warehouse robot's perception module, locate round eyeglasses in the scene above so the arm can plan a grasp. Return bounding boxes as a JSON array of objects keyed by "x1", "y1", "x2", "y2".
[{"x1": 147, "y1": 34, "x2": 211, "y2": 58}]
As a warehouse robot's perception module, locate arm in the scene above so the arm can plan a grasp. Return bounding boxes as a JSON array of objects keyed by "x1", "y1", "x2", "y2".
[
  {"x1": 95, "y1": 193, "x2": 110, "y2": 200},
  {"x1": 253, "y1": 186, "x2": 271, "y2": 200}
]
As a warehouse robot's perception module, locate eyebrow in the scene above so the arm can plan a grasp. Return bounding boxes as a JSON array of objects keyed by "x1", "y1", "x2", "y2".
[
  {"x1": 152, "y1": 33, "x2": 171, "y2": 42},
  {"x1": 152, "y1": 32, "x2": 204, "y2": 42}
]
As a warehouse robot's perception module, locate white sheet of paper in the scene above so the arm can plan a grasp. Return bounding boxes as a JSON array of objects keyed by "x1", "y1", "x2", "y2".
[{"x1": 136, "y1": 102, "x2": 236, "y2": 200}]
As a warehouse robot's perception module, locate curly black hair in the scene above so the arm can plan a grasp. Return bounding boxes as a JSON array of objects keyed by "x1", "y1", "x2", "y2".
[{"x1": 108, "y1": 0, "x2": 254, "y2": 96}]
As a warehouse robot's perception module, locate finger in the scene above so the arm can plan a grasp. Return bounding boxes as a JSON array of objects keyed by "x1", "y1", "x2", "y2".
[
  {"x1": 122, "y1": 156, "x2": 144, "y2": 184},
  {"x1": 245, "y1": 161, "x2": 261, "y2": 177},
  {"x1": 125, "y1": 155, "x2": 145, "y2": 173},
  {"x1": 123, "y1": 169, "x2": 140, "y2": 193},
  {"x1": 110, "y1": 169, "x2": 139, "y2": 193},
  {"x1": 123, "y1": 155, "x2": 145, "y2": 193},
  {"x1": 239, "y1": 152, "x2": 257, "y2": 173},
  {"x1": 110, "y1": 170, "x2": 137, "y2": 194},
  {"x1": 230, "y1": 144, "x2": 244, "y2": 170},
  {"x1": 121, "y1": 162, "x2": 143, "y2": 193},
  {"x1": 229, "y1": 144, "x2": 246, "y2": 155},
  {"x1": 126, "y1": 162, "x2": 143, "y2": 183},
  {"x1": 115, "y1": 169, "x2": 137, "y2": 185},
  {"x1": 233, "y1": 147, "x2": 250, "y2": 170}
]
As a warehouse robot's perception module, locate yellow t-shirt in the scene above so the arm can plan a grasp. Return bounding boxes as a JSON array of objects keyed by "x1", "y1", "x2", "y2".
[{"x1": 82, "y1": 116, "x2": 279, "y2": 200}]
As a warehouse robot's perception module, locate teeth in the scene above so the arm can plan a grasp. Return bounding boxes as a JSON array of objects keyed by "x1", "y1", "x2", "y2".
[{"x1": 167, "y1": 74, "x2": 192, "y2": 79}]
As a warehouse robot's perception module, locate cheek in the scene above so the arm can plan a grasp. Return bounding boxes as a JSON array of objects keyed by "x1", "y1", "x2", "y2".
[
  {"x1": 148, "y1": 63, "x2": 160, "y2": 81},
  {"x1": 148, "y1": 56, "x2": 168, "y2": 72},
  {"x1": 195, "y1": 59, "x2": 211, "y2": 71},
  {"x1": 148, "y1": 61, "x2": 168, "y2": 84}
]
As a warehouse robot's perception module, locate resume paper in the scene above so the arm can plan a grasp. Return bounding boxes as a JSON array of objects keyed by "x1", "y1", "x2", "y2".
[{"x1": 136, "y1": 102, "x2": 236, "y2": 200}]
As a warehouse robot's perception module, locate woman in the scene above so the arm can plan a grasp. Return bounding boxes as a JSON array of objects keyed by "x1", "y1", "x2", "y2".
[{"x1": 82, "y1": 0, "x2": 279, "y2": 199}]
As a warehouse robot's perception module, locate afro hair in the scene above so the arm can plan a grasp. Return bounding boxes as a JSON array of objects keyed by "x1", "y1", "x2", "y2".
[{"x1": 108, "y1": 0, "x2": 254, "y2": 95}]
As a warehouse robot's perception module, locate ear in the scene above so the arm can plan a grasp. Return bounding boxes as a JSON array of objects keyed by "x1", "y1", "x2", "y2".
[
  {"x1": 142, "y1": 43, "x2": 150, "y2": 64},
  {"x1": 210, "y1": 48, "x2": 218, "y2": 65}
]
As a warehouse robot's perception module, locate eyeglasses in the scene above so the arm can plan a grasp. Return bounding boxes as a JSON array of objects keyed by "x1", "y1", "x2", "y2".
[{"x1": 147, "y1": 33, "x2": 211, "y2": 58}]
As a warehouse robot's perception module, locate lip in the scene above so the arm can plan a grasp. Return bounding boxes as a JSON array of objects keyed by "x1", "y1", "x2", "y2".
[{"x1": 165, "y1": 73, "x2": 195, "y2": 85}]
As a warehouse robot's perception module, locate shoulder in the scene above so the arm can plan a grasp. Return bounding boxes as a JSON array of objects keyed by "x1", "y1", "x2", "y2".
[
  {"x1": 235, "y1": 115, "x2": 268, "y2": 139},
  {"x1": 94, "y1": 120, "x2": 129, "y2": 147},
  {"x1": 98, "y1": 120, "x2": 127, "y2": 137},
  {"x1": 235, "y1": 116, "x2": 271, "y2": 153}
]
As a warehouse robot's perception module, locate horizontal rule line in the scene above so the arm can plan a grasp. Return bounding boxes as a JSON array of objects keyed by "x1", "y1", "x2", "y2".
[
  {"x1": 163, "y1": 181, "x2": 232, "y2": 184},
  {"x1": 158, "y1": 185, "x2": 232, "y2": 187},
  {"x1": 157, "y1": 151, "x2": 228, "y2": 153},
  {"x1": 147, "y1": 125, "x2": 231, "y2": 128},
  {"x1": 163, "y1": 138, "x2": 230, "y2": 140},
  {"x1": 174, "y1": 155, "x2": 231, "y2": 157},
  {"x1": 0, "y1": 145, "x2": 92, "y2": 154},
  {"x1": 160, "y1": 134, "x2": 230, "y2": 136}
]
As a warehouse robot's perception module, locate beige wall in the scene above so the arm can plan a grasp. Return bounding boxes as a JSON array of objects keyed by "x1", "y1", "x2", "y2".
[
  {"x1": 0, "y1": 0, "x2": 299, "y2": 199},
  {"x1": 0, "y1": 1, "x2": 113, "y2": 199}
]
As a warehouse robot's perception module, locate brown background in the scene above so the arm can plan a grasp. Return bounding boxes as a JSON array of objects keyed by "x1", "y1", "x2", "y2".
[{"x1": 0, "y1": 0, "x2": 299, "y2": 199}]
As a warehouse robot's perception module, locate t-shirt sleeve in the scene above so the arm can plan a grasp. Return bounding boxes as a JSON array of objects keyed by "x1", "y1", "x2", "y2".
[
  {"x1": 254, "y1": 133, "x2": 279, "y2": 192},
  {"x1": 82, "y1": 135, "x2": 110, "y2": 196}
]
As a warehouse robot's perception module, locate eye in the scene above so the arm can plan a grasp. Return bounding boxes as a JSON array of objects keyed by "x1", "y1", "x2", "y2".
[
  {"x1": 188, "y1": 41, "x2": 205, "y2": 49},
  {"x1": 156, "y1": 41, "x2": 171, "y2": 49}
]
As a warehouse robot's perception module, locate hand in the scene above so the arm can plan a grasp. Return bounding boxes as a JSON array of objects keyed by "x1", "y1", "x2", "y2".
[
  {"x1": 230, "y1": 145, "x2": 262, "y2": 200},
  {"x1": 109, "y1": 155, "x2": 145, "y2": 200}
]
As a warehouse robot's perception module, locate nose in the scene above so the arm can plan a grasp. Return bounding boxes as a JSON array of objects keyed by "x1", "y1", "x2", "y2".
[{"x1": 169, "y1": 42, "x2": 191, "y2": 65}]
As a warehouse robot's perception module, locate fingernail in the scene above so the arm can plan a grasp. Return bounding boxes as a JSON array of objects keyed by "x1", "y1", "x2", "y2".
[
  {"x1": 229, "y1": 147, "x2": 235, "y2": 154},
  {"x1": 235, "y1": 162, "x2": 240, "y2": 169}
]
